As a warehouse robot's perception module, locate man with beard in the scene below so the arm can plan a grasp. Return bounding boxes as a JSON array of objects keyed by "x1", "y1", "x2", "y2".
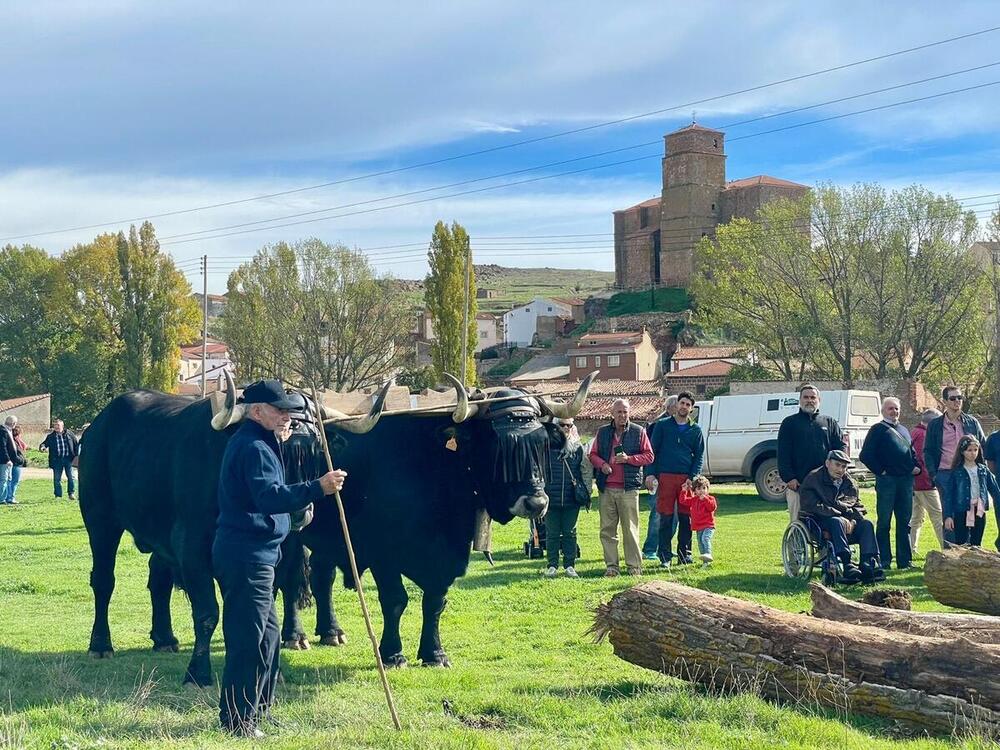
[{"x1": 777, "y1": 385, "x2": 846, "y2": 524}]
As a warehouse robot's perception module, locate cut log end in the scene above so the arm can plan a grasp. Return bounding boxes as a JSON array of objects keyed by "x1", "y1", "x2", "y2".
[{"x1": 925, "y1": 546, "x2": 1000, "y2": 616}]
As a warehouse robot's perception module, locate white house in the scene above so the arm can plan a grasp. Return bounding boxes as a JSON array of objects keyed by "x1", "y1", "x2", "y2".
[
  {"x1": 179, "y1": 339, "x2": 234, "y2": 385},
  {"x1": 502, "y1": 297, "x2": 574, "y2": 347},
  {"x1": 475, "y1": 313, "x2": 500, "y2": 352}
]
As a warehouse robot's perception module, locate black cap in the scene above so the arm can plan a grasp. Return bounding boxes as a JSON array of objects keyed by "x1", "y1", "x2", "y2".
[
  {"x1": 242, "y1": 380, "x2": 301, "y2": 410},
  {"x1": 827, "y1": 449, "x2": 852, "y2": 465}
]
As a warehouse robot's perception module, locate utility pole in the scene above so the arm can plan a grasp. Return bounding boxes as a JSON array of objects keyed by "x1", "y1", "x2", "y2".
[
  {"x1": 201, "y1": 254, "x2": 208, "y2": 397},
  {"x1": 461, "y1": 240, "x2": 471, "y2": 387}
]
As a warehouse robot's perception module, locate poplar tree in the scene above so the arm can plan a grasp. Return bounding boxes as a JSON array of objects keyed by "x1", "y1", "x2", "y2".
[{"x1": 424, "y1": 221, "x2": 477, "y2": 385}]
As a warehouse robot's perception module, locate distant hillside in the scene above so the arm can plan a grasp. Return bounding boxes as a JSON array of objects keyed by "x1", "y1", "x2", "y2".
[{"x1": 399, "y1": 265, "x2": 614, "y2": 311}]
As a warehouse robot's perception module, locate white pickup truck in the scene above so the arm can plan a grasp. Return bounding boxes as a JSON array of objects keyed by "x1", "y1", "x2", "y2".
[{"x1": 692, "y1": 389, "x2": 882, "y2": 502}]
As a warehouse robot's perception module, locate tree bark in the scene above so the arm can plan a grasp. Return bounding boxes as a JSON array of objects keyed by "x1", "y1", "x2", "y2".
[
  {"x1": 809, "y1": 583, "x2": 1000, "y2": 643},
  {"x1": 593, "y1": 581, "x2": 1000, "y2": 736},
  {"x1": 924, "y1": 545, "x2": 1000, "y2": 616}
]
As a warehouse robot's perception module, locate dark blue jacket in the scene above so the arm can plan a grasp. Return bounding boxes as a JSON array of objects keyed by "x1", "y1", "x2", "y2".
[
  {"x1": 923, "y1": 413, "x2": 985, "y2": 483},
  {"x1": 544, "y1": 443, "x2": 587, "y2": 508},
  {"x1": 648, "y1": 418, "x2": 705, "y2": 479},
  {"x1": 945, "y1": 462, "x2": 1000, "y2": 518},
  {"x1": 859, "y1": 421, "x2": 916, "y2": 477},
  {"x1": 212, "y1": 419, "x2": 325, "y2": 567}
]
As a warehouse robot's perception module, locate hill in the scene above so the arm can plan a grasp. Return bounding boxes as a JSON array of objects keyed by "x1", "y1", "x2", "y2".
[{"x1": 401, "y1": 265, "x2": 614, "y2": 311}]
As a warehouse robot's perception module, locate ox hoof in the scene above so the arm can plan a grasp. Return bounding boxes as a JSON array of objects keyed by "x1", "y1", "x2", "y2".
[
  {"x1": 88, "y1": 649, "x2": 114, "y2": 659},
  {"x1": 319, "y1": 632, "x2": 347, "y2": 647},
  {"x1": 152, "y1": 642, "x2": 179, "y2": 653},
  {"x1": 183, "y1": 674, "x2": 213, "y2": 689},
  {"x1": 282, "y1": 636, "x2": 311, "y2": 651},
  {"x1": 420, "y1": 651, "x2": 452, "y2": 668},
  {"x1": 382, "y1": 653, "x2": 408, "y2": 669}
]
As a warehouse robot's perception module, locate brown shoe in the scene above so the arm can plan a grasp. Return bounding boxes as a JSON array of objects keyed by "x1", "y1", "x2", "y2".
[
  {"x1": 627, "y1": 566, "x2": 642, "y2": 576},
  {"x1": 603, "y1": 567, "x2": 620, "y2": 577}
]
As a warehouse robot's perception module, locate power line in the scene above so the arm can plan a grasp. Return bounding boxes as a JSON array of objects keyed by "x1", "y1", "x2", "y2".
[
  {"x1": 155, "y1": 63, "x2": 1000, "y2": 244},
  {"x1": 5, "y1": 24, "x2": 1000, "y2": 243},
  {"x1": 158, "y1": 78, "x2": 1000, "y2": 249}
]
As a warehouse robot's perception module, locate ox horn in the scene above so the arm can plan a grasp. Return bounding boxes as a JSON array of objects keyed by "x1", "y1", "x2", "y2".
[
  {"x1": 322, "y1": 379, "x2": 393, "y2": 434},
  {"x1": 443, "y1": 372, "x2": 478, "y2": 423},
  {"x1": 538, "y1": 370, "x2": 599, "y2": 419},
  {"x1": 211, "y1": 369, "x2": 244, "y2": 431}
]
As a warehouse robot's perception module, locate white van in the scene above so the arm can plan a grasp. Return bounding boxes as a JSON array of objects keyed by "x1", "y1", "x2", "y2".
[{"x1": 692, "y1": 389, "x2": 882, "y2": 502}]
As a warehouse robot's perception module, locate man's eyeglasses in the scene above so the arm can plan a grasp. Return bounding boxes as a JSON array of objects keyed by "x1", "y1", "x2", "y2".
[
  {"x1": 560, "y1": 424, "x2": 573, "y2": 430},
  {"x1": 947, "y1": 395, "x2": 964, "y2": 402}
]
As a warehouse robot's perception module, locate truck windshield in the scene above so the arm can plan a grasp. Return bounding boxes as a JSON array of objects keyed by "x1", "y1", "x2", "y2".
[{"x1": 850, "y1": 394, "x2": 880, "y2": 417}]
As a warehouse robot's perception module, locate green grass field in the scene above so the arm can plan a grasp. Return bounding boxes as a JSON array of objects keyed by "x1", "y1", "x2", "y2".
[{"x1": 0, "y1": 479, "x2": 995, "y2": 749}]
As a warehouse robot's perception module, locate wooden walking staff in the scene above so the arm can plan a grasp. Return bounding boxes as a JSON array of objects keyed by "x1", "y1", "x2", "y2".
[{"x1": 309, "y1": 385, "x2": 402, "y2": 731}]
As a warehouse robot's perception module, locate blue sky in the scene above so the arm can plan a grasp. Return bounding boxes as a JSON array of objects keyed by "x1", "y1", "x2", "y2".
[{"x1": 2, "y1": 1, "x2": 1000, "y2": 292}]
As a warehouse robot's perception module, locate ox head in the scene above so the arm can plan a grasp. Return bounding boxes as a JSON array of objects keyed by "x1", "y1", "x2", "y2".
[{"x1": 442, "y1": 372, "x2": 597, "y2": 523}]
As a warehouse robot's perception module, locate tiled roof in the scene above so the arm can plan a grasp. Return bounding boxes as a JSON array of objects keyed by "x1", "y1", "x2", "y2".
[
  {"x1": 524, "y1": 379, "x2": 662, "y2": 398},
  {"x1": 580, "y1": 332, "x2": 643, "y2": 345},
  {"x1": 0, "y1": 393, "x2": 50, "y2": 411},
  {"x1": 615, "y1": 196, "x2": 661, "y2": 214},
  {"x1": 475, "y1": 312, "x2": 497, "y2": 320},
  {"x1": 577, "y1": 396, "x2": 667, "y2": 422},
  {"x1": 551, "y1": 297, "x2": 586, "y2": 306},
  {"x1": 664, "y1": 360, "x2": 734, "y2": 378},
  {"x1": 181, "y1": 343, "x2": 230, "y2": 357},
  {"x1": 508, "y1": 354, "x2": 571, "y2": 383},
  {"x1": 672, "y1": 123, "x2": 724, "y2": 135},
  {"x1": 672, "y1": 345, "x2": 743, "y2": 360},
  {"x1": 725, "y1": 175, "x2": 807, "y2": 190}
]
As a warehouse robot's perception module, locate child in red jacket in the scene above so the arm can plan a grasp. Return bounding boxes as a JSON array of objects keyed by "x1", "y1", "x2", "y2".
[{"x1": 681, "y1": 475, "x2": 717, "y2": 567}]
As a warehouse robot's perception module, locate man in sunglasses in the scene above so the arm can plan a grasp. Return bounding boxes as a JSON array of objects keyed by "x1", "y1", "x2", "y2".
[{"x1": 922, "y1": 386, "x2": 985, "y2": 544}]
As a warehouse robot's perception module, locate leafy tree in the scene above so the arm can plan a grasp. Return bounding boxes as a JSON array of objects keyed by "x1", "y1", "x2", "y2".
[
  {"x1": 424, "y1": 221, "x2": 477, "y2": 385},
  {"x1": 222, "y1": 239, "x2": 412, "y2": 391},
  {"x1": 396, "y1": 365, "x2": 438, "y2": 392},
  {"x1": 115, "y1": 222, "x2": 200, "y2": 390}
]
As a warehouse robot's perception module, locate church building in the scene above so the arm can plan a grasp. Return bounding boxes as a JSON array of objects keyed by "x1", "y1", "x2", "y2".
[{"x1": 613, "y1": 123, "x2": 808, "y2": 289}]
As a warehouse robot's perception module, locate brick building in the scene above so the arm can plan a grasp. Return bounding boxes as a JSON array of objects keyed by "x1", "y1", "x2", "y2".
[
  {"x1": 613, "y1": 123, "x2": 808, "y2": 289},
  {"x1": 567, "y1": 330, "x2": 660, "y2": 381}
]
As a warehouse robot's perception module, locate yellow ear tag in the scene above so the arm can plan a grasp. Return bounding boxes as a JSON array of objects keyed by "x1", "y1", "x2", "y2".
[{"x1": 445, "y1": 437, "x2": 458, "y2": 452}]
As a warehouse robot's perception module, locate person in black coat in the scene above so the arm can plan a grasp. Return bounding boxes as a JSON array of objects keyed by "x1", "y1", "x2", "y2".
[
  {"x1": 542, "y1": 418, "x2": 589, "y2": 578},
  {"x1": 38, "y1": 419, "x2": 80, "y2": 500},
  {"x1": 213, "y1": 380, "x2": 345, "y2": 738},
  {"x1": 777, "y1": 385, "x2": 845, "y2": 524},
  {"x1": 858, "y1": 397, "x2": 919, "y2": 569}
]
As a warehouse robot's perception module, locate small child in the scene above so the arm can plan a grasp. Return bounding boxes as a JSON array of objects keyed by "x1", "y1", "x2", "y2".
[{"x1": 685, "y1": 475, "x2": 717, "y2": 567}]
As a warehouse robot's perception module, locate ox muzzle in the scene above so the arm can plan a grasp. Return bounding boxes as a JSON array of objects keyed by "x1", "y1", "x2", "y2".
[{"x1": 510, "y1": 488, "x2": 549, "y2": 519}]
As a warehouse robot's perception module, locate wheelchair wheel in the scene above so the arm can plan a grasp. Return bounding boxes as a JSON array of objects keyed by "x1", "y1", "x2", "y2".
[{"x1": 782, "y1": 522, "x2": 813, "y2": 580}]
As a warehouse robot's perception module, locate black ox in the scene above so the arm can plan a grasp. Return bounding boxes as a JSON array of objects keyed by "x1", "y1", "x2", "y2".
[
  {"x1": 280, "y1": 373, "x2": 596, "y2": 667},
  {"x1": 78, "y1": 379, "x2": 387, "y2": 685}
]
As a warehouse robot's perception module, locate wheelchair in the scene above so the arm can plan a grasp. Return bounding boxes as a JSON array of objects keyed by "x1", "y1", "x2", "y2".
[{"x1": 781, "y1": 516, "x2": 844, "y2": 586}]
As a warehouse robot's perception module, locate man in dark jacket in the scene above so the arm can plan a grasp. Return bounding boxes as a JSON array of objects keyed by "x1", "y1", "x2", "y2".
[
  {"x1": 859, "y1": 397, "x2": 920, "y2": 570},
  {"x1": 799, "y1": 450, "x2": 883, "y2": 585},
  {"x1": 645, "y1": 391, "x2": 704, "y2": 566},
  {"x1": 589, "y1": 399, "x2": 654, "y2": 577},
  {"x1": 922, "y1": 385, "x2": 985, "y2": 543},
  {"x1": 38, "y1": 419, "x2": 80, "y2": 500},
  {"x1": 213, "y1": 380, "x2": 345, "y2": 737},
  {"x1": 0, "y1": 416, "x2": 21, "y2": 504},
  {"x1": 777, "y1": 385, "x2": 845, "y2": 524}
]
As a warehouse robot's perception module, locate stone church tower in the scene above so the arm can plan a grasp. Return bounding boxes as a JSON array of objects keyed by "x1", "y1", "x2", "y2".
[{"x1": 613, "y1": 123, "x2": 807, "y2": 289}]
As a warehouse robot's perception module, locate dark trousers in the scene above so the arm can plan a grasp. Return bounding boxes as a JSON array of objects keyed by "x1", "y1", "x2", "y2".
[
  {"x1": 874, "y1": 473, "x2": 913, "y2": 568},
  {"x1": 216, "y1": 559, "x2": 280, "y2": 731},
  {"x1": 545, "y1": 505, "x2": 580, "y2": 568},
  {"x1": 656, "y1": 473, "x2": 692, "y2": 563},
  {"x1": 817, "y1": 516, "x2": 878, "y2": 563},
  {"x1": 641, "y1": 492, "x2": 659, "y2": 557},
  {"x1": 951, "y1": 511, "x2": 987, "y2": 546},
  {"x1": 933, "y1": 469, "x2": 957, "y2": 544}
]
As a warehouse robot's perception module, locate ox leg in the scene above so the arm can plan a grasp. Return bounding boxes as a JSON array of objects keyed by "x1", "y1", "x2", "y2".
[
  {"x1": 87, "y1": 522, "x2": 124, "y2": 658},
  {"x1": 276, "y1": 543, "x2": 309, "y2": 650},
  {"x1": 148, "y1": 554, "x2": 179, "y2": 652},
  {"x1": 373, "y1": 570, "x2": 408, "y2": 668},
  {"x1": 417, "y1": 588, "x2": 451, "y2": 667},
  {"x1": 181, "y1": 539, "x2": 219, "y2": 687},
  {"x1": 311, "y1": 553, "x2": 346, "y2": 646}
]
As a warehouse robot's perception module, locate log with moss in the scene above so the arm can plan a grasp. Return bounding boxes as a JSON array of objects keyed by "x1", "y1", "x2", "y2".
[
  {"x1": 593, "y1": 581, "x2": 1000, "y2": 736},
  {"x1": 924, "y1": 545, "x2": 1000, "y2": 616},
  {"x1": 809, "y1": 582, "x2": 1000, "y2": 643}
]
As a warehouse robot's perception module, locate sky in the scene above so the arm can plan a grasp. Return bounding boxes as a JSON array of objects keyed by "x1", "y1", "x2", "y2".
[{"x1": 2, "y1": 1, "x2": 1000, "y2": 292}]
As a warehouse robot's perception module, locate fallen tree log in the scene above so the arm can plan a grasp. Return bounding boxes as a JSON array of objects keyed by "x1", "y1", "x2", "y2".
[
  {"x1": 810, "y1": 583, "x2": 1000, "y2": 644},
  {"x1": 924, "y1": 545, "x2": 1000, "y2": 615},
  {"x1": 593, "y1": 581, "x2": 1000, "y2": 737}
]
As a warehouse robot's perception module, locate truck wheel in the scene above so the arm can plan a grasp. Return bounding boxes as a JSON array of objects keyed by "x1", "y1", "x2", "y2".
[{"x1": 754, "y1": 457, "x2": 786, "y2": 503}]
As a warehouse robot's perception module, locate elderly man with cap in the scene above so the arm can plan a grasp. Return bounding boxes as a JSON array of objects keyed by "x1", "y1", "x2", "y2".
[
  {"x1": 213, "y1": 379, "x2": 346, "y2": 738},
  {"x1": 798, "y1": 449, "x2": 884, "y2": 585}
]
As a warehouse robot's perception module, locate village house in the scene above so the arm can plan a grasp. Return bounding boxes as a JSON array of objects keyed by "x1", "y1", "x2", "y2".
[
  {"x1": 669, "y1": 345, "x2": 745, "y2": 372},
  {"x1": 567, "y1": 330, "x2": 660, "y2": 381},
  {"x1": 0, "y1": 393, "x2": 52, "y2": 443},
  {"x1": 178, "y1": 338, "x2": 234, "y2": 389},
  {"x1": 502, "y1": 296, "x2": 584, "y2": 347},
  {"x1": 416, "y1": 309, "x2": 502, "y2": 353}
]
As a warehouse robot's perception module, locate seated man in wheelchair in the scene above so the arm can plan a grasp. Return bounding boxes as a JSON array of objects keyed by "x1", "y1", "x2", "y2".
[{"x1": 799, "y1": 450, "x2": 885, "y2": 585}]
